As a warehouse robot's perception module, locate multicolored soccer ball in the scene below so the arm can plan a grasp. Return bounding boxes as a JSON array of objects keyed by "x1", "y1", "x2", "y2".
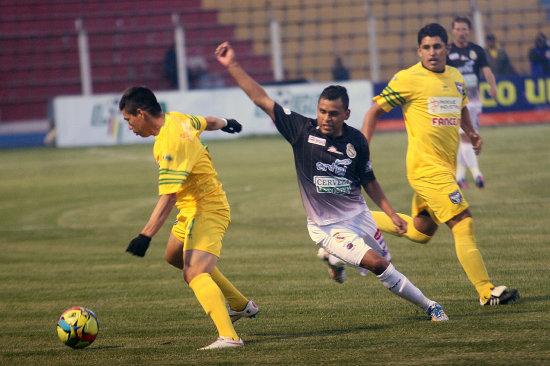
[{"x1": 56, "y1": 307, "x2": 99, "y2": 349}]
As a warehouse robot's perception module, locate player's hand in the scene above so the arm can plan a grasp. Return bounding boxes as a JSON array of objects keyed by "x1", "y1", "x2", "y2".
[
  {"x1": 215, "y1": 41, "x2": 235, "y2": 67},
  {"x1": 221, "y1": 119, "x2": 242, "y2": 134},
  {"x1": 390, "y1": 214, "x2": 407, "y2": 234},
  {"x1": 126, "y1": 234, "x2": 151, "y2": 257},
  {"x1": 470, "y1": 133, "x2": 483, "y2": 155}
]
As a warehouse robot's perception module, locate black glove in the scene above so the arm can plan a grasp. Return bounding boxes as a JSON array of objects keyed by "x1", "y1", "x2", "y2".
[
  {"x1": 221, "y1": 119, "x2": 242, "y2": 134},
  {"x1": 126, "y1": 234, "x2": 151, "y2": 257}
]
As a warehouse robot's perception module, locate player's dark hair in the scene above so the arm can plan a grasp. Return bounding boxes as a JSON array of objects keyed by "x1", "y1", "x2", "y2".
[
  {"x1": 319, "y1": 85, "x2": 349, "y2": 110},
  {"x1": 417, "y1": 23, "x2": 448, "y2": 45},
  {"x1": 119, "y1": 86, "x2": 162, "y2": 117},
  {"x1": 452, "y1": 16, "x2": 471, "y2": 30}
]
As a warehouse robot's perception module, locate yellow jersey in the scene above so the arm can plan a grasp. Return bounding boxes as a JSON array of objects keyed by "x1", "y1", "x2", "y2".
[
  {"x1": 153, "y1": 112, "x2": 229, "y2": 215},
  {"x1": 374, "y1": 62, "x2": 468, "y2": 181}
]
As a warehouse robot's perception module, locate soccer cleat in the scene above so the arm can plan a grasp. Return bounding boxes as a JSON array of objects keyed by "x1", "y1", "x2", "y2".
[
  {"x1": 318, "y1": 248, "x2": 346, "y2": 283},
  {"x1": 457, "y1": 179, "x2": 470, "y2": 189},
  {"x1": 228, "y1": 300, "x2": 259, "y2": 323},
  {"x1": 328, "y1": 264, "x2": 346, "y2": 284},
  {"x1": 426, "y1": 302, "x2": 449, "y2": 322},
  {"x1": 199, "y1": 336, "x2": 244, "y2": 350},
  {"x1": 475, "y1": 175, "x2": 485, "y2": 189},
  {"x1": 480, "y1": 286, "x2": 520, "y2": 306}
]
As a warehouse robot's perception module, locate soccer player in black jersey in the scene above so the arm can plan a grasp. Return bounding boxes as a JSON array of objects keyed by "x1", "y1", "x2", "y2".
[
  {"x1": 447, "y1": 16, "x2": 497, "y2": 189},
  {"x1": 216, "y1": 41, "x2": 449, "y2": 322}
]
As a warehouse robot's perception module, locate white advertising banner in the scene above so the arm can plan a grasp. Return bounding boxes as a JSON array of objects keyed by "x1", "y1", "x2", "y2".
[{"x1": 53, "y1": 80, "x2": 373, "y2": 147}]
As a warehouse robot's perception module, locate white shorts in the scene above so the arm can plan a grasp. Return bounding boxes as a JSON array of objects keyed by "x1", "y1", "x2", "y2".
[{"x1": 307, "y1": 210, "x2": 391, "y2": 268}]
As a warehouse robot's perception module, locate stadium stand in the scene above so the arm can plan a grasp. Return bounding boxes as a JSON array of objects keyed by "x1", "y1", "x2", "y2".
[{"x1": 0, "y1": 0, "x2": 549, "y2": 128}]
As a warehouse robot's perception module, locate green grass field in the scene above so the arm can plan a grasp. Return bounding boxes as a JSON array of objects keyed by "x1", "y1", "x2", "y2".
[{"x1": 1, "y1": 124, "x2": 549, "y2": 365}]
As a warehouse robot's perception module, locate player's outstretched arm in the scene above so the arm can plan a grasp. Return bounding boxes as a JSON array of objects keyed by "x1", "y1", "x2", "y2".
[
  {"x1": 460, "y1": 106, "x2": 483, "y2": 155},
  {"x1": 205, "y1": 116, "x2": 242, "y2": 134},
  {"x1": 363, "y1": 180, "x2": 407, "y2": 234},
  {"x1": 215, "y1": 41, "x2": 276, "y2": 120},
  {"x1": 361, "y1": 103, "x2": 386, "y2": 143},
  {"x1": 126, "y1": 193, "x2": 177, "y2": 257}
]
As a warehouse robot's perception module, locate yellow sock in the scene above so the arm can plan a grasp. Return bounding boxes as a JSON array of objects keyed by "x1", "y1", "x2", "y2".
[
  {"x1": 189, "y1": 273, "x2": 239, "y2": 340},
  {"x1": 211, "y1": 266, "x2": 249, "y2": 311},
  {"x1": 452, "y1": 218, "x2": 494, "y2": 301},
  {"x1": 371, "y1": 211, "x2": 432, "y2": 244}
]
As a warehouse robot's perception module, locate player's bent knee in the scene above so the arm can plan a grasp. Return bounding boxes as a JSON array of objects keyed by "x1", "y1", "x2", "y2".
[{"x1": 360, "y1": 250, "x2": 389, "y2": 275}]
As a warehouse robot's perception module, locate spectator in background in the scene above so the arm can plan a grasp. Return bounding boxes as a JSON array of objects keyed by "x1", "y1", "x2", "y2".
[
  {"x1": 529, "y1": 32, "x2": 550, "y2": 77},
  {"x1": 485, "y1": 33, "x2": 517, "y2": 77},
  {"x1": 332, "y1": 57, "x2": 350, "y2": 81},
  {"x1": 163, "y1": 44, "x2": 178, "y2": 89}
]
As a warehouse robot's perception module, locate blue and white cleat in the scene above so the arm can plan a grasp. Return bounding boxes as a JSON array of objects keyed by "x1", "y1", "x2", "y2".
[
  {"x1": 228, "y1": 300, "x2": 259, "y2": 323},
  {"x1": 426, "y1": 302, "x2": 449, "y2": 322}
]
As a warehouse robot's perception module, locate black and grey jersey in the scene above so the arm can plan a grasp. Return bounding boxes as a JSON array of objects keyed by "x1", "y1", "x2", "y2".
[
  {"x1": 272, "y1": 103, "x2": 375, "y2": 225},
  {"x1": 447, "y1": 42, "x2": 489, "y2": 106}
]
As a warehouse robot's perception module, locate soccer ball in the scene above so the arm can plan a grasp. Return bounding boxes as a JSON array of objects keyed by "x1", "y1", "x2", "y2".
[{"x1": 56, "y1": 307, "x2": 99, "y2": 349}]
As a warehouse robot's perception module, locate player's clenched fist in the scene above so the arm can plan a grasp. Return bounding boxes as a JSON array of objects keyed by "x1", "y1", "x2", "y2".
[
  {"x1": 215, "y1": 41, "x2": 235, "y2": 67},
  {"x1": 126, "y1": 234, "x2": 151, "y2": 257}
]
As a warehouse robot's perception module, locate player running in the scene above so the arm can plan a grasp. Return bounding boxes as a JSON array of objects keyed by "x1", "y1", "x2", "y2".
[
  {"x1": 216, "y1": 41, "x2": 449, "y2": 322},
  {"x1": 362, "y1": 23, "x2": 519, "y2": 306}
]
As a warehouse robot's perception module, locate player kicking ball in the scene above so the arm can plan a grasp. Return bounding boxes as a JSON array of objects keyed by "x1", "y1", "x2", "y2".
[
  {"x1": 119, "y1": 86, "x2": 258, "y2": 350},
  {"x1": 216, "y1": 41, "x2": 448, "y2": 322}
]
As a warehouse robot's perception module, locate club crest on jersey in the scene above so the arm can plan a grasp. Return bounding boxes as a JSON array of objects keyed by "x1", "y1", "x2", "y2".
[
  {"x1": 449, "y1": 190, "x2": 463, "y2": 204},
  {"x1": 308, "y1": 135, "x2": 326, "y2": 146},
  {"x1": 455, "y1": 82, "x2": 464, "y2": 95},
  {"x1": 163, "y1": 154, "x2": 173, "y2": 161},
  {"x1": 346, "y1": 143, "x2": 356, "y2": 158},
  {"x1": 469, "y1": 49, "x2": 477, "y2": 60},
  {"x1": 346, "y1": 242, "x2": 354, "y2": 250}
]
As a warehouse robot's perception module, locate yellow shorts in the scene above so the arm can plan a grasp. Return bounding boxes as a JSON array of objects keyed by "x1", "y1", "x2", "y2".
[
  {"x1": 409, "y1": 177, "x2": 469, "y2": 225},
  {"x1": 171, "y1": 209, "x2": 230, "y2": 257}
]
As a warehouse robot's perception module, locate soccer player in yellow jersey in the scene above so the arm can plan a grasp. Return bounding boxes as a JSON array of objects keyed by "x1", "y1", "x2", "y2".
[
  {"x1": 119, "y1": 86, "x2": 258, "y2": 350},
  {"x1": 362, "y1": 23, "x2": 519, "y2": 306}
]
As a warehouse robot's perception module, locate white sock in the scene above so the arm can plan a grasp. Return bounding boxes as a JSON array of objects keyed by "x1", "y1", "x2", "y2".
[
  {"x1": 461, "y1": 141, "x2": 481, "y2": 174},
  {"x1": 377, "y1": 263, "x2": 431, "y2": 311},
  {"x1": 328, "y1": 254, "x2": 345, "y2": 267}
]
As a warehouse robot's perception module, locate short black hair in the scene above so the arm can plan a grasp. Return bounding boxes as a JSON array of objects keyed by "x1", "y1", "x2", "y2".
[
  {"x1": 417, "y1": 23, "x2": 448, "y2": 45},
  {"x1": 119, "y1": 86, "x2": 162, "y2": 117},
  {"x1": 319, "y1": 85, "x2": 349, "y2": 110},
  {"x1": 452, "y1": 16, "x2": 471, "y2": 30}
]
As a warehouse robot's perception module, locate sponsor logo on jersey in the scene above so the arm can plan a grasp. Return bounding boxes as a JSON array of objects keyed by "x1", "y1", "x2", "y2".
[
  {"x1": 308, "y1": 135, "x2": 326, "y2": 146},
  {"x1": 316, "y1": 159, "x2": 352, "y2": 176},
  {"x1": 365, "y1": 160, "x2": 373, "y2": 173},
  {"x1": 283, "y1": 107, "x2": 291, "y2": 115},
  {"x1": 163, "y1": 154, "x2": 173, "y2": 161},
  {"x1": 431, "y1": 117, "x2": 460, "y2": 126},
  {"x1": 449, "y1": 190, "x2": 463, "y2": 204},
  {"x1": 314, "y1": 176, "x2": 351, "y2": 194},
  {"x1": 346, "y1": 143, "x2": 356, "y2": 158},
  {"x1": 448, "y1": 52, "x2": 459, "y2": 61},
  {"x1": 374, "y1": 229, "x2": 382, "y2": 240},
  {"x1": 327, "y1": 145, "x2": 343, "y2": 154},
  {"x1": 334, "y1": 233, "x2": 345, "y2": 242},
  {"x1": 346, "y1": 242, "x2": 354, "y2": 250},
  {"x1": 427, "y1": 97, "x2": 462, "y2": 114}
]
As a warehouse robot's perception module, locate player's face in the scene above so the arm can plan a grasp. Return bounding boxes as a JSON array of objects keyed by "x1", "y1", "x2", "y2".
[
  {"x1": 122, "y1": 108, "x2": 152, "y2": 137},
  {"x1": 452, "y1": 22, "x2": 470, "y2": 46},
  {"x1": 316, "y1": 98, "x2": 350, "y2": 137},
  {"x1": 417, "y1": 36, "x2": 449, "y2": 72}
]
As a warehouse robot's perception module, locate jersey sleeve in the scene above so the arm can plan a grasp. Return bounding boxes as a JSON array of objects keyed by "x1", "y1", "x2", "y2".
[
  {"x1": 373, "y1": 71, "x2": 411, "y2": 112},
  {"x1": 272, "y1": 102, "x2": 311, "y2": 144},
  {"x1": 157, "y1": 116, "x2": 206, "y2": 195},
  {"x1": 357, "y1": 136, "x2": 376, "y2": 186}
]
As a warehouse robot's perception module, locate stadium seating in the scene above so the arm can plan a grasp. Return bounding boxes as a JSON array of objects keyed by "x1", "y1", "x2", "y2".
[{"x1": 1, "y1": 0, "x2": 549, "y2": 124}]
